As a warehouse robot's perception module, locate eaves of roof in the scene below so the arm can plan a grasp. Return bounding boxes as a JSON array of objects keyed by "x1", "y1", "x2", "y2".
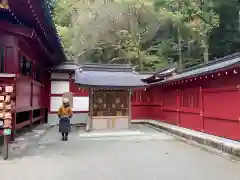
[{"x1": 151, "y1": 53, "x2": 240, "y2": 85}]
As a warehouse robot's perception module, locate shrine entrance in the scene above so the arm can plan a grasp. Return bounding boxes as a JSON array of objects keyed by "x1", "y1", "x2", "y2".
[
  {"x1": 74, "y1": 64, "x2": 147, "y2": 131},
  {"x1": 89, "y1": 89, "x2": 130, "y2": 130}
]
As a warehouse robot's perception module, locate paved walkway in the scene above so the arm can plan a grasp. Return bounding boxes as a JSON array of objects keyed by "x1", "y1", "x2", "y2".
[
  {"x1": 134, "y1": 120, "x2": 240, "y2": 157},
  {"x1": 0, "y1": 124, "x2": 240, "y2": 180}
]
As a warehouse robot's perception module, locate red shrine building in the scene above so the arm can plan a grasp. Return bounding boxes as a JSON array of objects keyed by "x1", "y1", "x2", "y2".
[
  {"x1": 0, "y1": 0, "x2": 66, "y2": 138},
  {"x1": 0, "y1": 1, "x2": 240, "y2": 141}
]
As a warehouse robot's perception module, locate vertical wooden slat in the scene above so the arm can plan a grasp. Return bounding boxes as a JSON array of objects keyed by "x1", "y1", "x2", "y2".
[
  {"x1": 10, "y1": 111, "x2": 16, "y2": 141},
  {"x1": 0, "y1": 47, "x2": 5, "y2": 73},
  {"x1": 29, "y1": 110, "x2": 33, "y2": 131},
  {"x1": 3, "y1": 135, "x2": 9, "y2": 160},
  {"x1": 11, "y1": 79, "x2": 16, "y2": 141},
  {"x1": 29, "y1": 80, "x2": 33, "y2": 130},
  {"x1": 86, "y1": 89, "x2": 90, "y2": 131},
  {"x1": 128, "y1": 89, "x2": 132, "y2": 128},
  {"x1": 199, "y1": 86, "x2": 204, "y2": 132},
  {"x1": 87, "y1": 88, "x2": 93, "y2": 131},
  {"x1": 177, "y1": 89, "x2": 180, "y2": 126}
]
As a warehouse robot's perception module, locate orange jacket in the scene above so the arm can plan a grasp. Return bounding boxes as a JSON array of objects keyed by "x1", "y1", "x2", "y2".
[{"x1": 57, "y1": 106, "x2": 73, "y2": 118}]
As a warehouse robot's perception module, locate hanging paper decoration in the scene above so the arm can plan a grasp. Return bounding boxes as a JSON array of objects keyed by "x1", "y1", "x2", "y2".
[{"x1": 116, "y1": 97, "x2": 120, "y2": 104}]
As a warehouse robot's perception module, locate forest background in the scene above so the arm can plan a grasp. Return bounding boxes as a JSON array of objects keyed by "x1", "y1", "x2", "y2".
[{"x1": 53, "y1": 0, "x2": 240, "y2": 71}]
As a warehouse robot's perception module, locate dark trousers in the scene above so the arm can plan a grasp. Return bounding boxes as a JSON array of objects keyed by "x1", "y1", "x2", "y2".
[{"x1": 61, "y1": 132, "x2": 68, "y2": 137}]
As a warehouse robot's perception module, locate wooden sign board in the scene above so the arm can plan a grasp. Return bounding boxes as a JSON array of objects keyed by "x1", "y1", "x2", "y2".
[
  {"x1": 3, "y1": 129, "x2": 11, "y2": 135},
  {"x1": 0, "y1": 84, "x2": 14, "y2": 132},
  {"x1": 0, "y1": 83, "x2": 15, "y2": 160}
]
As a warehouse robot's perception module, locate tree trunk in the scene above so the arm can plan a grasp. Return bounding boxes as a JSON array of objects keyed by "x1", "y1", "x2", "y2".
[
  {"x1": 137, "y1": 51, "x2": 143, "y2": 71},
  {"x1": 177, "y1": 27, "x2": 183, "y2": 70},
  {"x1": 187, "y1": 39, "x2": 192, "y2": 55},
  {"x1": 203, "y1": 41, "x2": 209, "y2": 64}
]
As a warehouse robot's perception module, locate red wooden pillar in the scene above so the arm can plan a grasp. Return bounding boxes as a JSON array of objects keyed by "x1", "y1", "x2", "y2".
[
  {"x1": 10, "y1": 111, "x2": 16, "y2": 141},
  {"x1": 136, "y1": 90, "x2": 139, "y2": 104},
  {"x1": 199, "y1": 86, "x2": 204, "y2": 132},
  {"x1": 41, "y1": 108, "x2": 45, "y2": 123},
  {"x1": 29, "y1": 110, "x2": 33, "y2": 130},
  {"x1": 29, "y1": 80, "x2": 33, "y2": 130},
  {"x1": 177, "y1": 89, "x2": 180, "y2": 126},
  {"x1": 160, "y1": 87, "x2": 163, "y2": 111},
  {"x1": 11, "y1": 78, "x2": 17, "y2": 141},
  {"x1": 3, "y1": 135, "x2": 9, "y2": 160},
  {"x1": 139, "y1": 90, "x2": 142, "y2": 103}
]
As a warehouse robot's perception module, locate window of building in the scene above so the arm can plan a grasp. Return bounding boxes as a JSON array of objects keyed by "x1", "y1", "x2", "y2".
[
  {"x1": 0, "y1": 48, "x2": 5, "y2": 73},
  {"x1": 20, "y1": 56, "x2": 26, "y2": 76},
  {"x1": 25, "y1": 60, "x2": 32, "y2": 76},
  {"x1": 20, "y1": 55, "x2": 32, "y2": 77}
]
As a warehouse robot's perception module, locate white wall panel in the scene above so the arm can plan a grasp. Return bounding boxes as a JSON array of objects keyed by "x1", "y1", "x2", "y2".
[
  {"x1": 73, "y1": 96, "x2": 89, "y2": 111},
  {"x1": 51, "y1": 81, "x2": 69, "y2": 94},
  {"x1": 51, "y1": 73, "x2": 69, "y2": 80},
  {"x1": 50, "y1": 96, "x2": 62, "y2": 112}
]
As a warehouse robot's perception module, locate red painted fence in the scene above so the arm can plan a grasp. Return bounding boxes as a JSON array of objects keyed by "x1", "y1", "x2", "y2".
[{"x1": 132, "y1": 68, "x2": 240, "y2": 140}]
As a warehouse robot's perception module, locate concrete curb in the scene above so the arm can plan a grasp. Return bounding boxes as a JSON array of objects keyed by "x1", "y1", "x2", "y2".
[{"x1": 131, "y1": 120, "x2": 240, "y2": 158}]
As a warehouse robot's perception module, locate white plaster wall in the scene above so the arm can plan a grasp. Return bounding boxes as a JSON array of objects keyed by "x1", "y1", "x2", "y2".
[
  {"x1": 51, "y1": 81, "x2": 69, "y2": 94},
  {"x1": 48, "y1": 113, "x2": 88, "y2": 125},
  {"x1": 50, "y1": 96, "x2": 62, "y2": 112},
  {"x1": 51, "y1": 73, "x2": 69, "y2": 80},
  {"x1": 73, "y1": 96, "x2": 89, "y2": 111}
]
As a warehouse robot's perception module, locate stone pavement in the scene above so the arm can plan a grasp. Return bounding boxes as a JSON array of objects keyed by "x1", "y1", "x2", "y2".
[
  {"x1": 0, "y1": 124, "x2": 240, "y2": 180},
  {"x1": 0, "y1": 124, "x2": 51, "y2": 158},
  {"x1": 133, "y1": 120, "x2": 240, "y2": 158}
]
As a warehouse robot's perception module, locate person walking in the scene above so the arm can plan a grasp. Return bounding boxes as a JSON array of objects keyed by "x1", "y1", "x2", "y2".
[{"x1": 57, "y1": 98, "x2": 73, "y2": 141}]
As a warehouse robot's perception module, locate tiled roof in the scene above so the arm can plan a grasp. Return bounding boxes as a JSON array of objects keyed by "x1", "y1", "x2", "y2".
[
  {"x1": 74, "y1": 64, "x2": 148, "y2": 88},
  {"x1": 53, "y1": 63, "x2": 78, "y2": 71},
  {"x1": 156, "y1": 52, "x2": 240, "y2": 84},
  {"x1": 80, "y1": 63, "x2": 134, "y2": 72},
  {"x1": 139, "y1": 66, "x2": 176, "y2": 81}
]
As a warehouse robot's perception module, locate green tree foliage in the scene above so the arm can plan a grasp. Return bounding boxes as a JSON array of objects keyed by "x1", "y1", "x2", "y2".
[
  {"x1": 154, "y1": 0, "x2": 219, "y2": 68},
  {"x1": 52, "y1": 0, "x2": 239, "y2": 71},
  {"x1": 209, "y1": 0, "x2": 240, "y2": 58},
  {"x1": 53, "y1": 0, "x2": 169, "y2": 70}
]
